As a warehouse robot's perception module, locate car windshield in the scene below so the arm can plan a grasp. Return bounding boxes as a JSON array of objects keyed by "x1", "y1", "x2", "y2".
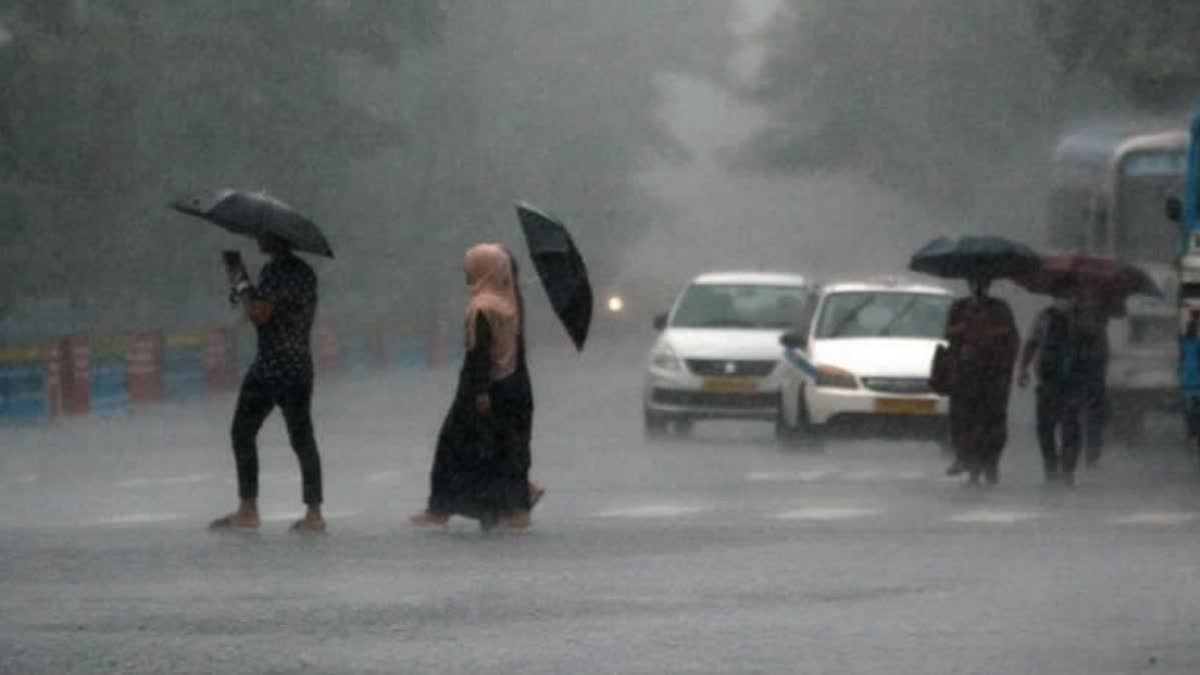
[
  {"x1": 670, "y1": 283, "x2": 813, "y2": 330},
  {"x1": 815, "y1": 291, "x2": 951, "y2": 339}
]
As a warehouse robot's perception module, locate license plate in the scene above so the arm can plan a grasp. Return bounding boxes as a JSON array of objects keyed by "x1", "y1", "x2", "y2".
[
  {"x1": 874, "y1": 398, "x2": 937, "y2": 415},
  {"x1": 701, "y1": 377, "x2": 757, "y2": 394}
]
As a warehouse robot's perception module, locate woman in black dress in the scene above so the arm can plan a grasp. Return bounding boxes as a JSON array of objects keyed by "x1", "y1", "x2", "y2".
[{"x1": 410, "y1": 243, "x2": 538, "y2": 530}]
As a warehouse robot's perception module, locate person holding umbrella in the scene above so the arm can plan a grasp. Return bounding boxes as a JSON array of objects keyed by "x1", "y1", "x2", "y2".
[
  {"x1": 1017, "y1": 277, "x2": 1089, "y2": 485},
  {"x1": 170, "y1": 190, "x2": 332, "y2": 532},
  {"x1": 911, "y1": 236, "x2": 1034, "y2": 485},
  {"x1": 942, "y1": 277, "x2": 1020, "y2": 484},
  {"x1": 410, "y1": 243, "x2": 537, "y2": 531},
  {"x1": 1012, "y1": 254, "x2": 1164, "y2": 470},
  {"x1": 499, "y1": 244, "x2": 546, "y2": 509},
  {"x1": 209, "y1": 233, "x2": 325, "y2": 531}
]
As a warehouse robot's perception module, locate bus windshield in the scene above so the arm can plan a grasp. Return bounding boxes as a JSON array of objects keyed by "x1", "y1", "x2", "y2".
[{"x1": 1116, "y1": 150, "x2": 1186, "y2": 261}]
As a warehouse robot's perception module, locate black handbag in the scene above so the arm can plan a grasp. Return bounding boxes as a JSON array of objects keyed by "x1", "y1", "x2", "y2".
[{"x1": 929, "y1": 344, "x2": 952, "y2": 395}]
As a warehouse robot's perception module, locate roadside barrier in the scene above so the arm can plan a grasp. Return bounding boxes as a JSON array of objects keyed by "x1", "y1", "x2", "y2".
[
  {"x1": 0, "y1": 346, "x2": 49, "y2": 424},
  {"x1": 0, "y1": 313, "x2": 455, "y2": 425},
  {"x1": 163, "y1": 332, "x2": 206, "y2": 402}
]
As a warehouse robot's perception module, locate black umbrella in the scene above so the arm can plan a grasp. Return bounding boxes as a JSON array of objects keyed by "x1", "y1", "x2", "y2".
[
  {"x1": 909, "y1": 235, "x2": 1040, "y2": 281},
  {"x1": 170, "y1": 189, "x2": 334, "y2": 258},
  {"x1": 515, "y1": 201, "x2": 593, "y2": 351}
]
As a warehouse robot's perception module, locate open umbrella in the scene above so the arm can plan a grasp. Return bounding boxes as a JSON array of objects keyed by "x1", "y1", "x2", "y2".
[
  {"x1": 909, "y1": 235, "x2": 1040, "y2": 281},
  {"x1": 170, "y1": 189, "x2": 334, "y2": 258},
  {"x1": 1012, "y1": 254, "x2": 1162, "y2": 299},
  {"x1": 515, "y1": 201, "x2": 593, "y2": 351}
]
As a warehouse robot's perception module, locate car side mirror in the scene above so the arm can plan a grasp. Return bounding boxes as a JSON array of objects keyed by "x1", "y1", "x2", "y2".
[
  {"x1": 1166, "y1": 196, "x2": 1183, "y2": 224},
  {"x1": 779, "y1": 330, "x2": 806, "y2": 350},
  {"x1": 652, "y1": 312, "x2": 668, "y2": 332}
]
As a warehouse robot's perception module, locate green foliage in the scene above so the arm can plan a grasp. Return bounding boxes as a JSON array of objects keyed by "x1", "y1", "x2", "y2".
[
  {"x1": 1035, "y1": 0, "x2": 1200, "y2": 107},
  {"x1": 0, "y1": 1, "x2": 732, "y2": 332}
]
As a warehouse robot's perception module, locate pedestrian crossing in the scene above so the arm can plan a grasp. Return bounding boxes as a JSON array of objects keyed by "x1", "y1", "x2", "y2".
[
  {"x1": 36, "y1": 504, "x2": 1200, "y2": 530},
  {"x1": 744, "y1": 468, "x2": 950, "y2": 483},
  {"x1": 589, "y1": 503, "x2": 1200, "y2": 528},
  {"x1": 4, "y1": 462, "x2": 1200, "y2": 531}
]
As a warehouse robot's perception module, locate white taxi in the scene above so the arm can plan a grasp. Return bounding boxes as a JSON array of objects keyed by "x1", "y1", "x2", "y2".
[
  {"x1": 777, "y1": 278, "x2": 953, "y2": 443},
  {"x1": 643, "y1": 272, "x2": 816, "y2": 438}
]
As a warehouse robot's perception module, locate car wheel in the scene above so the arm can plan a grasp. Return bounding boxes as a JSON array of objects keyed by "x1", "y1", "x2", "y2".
[
  {"x1": 672, "y1": 418, "x2": 694, "y2": 437},
  {"x1": 644, "y1": 410, "x2": 669, "y2": 440}
]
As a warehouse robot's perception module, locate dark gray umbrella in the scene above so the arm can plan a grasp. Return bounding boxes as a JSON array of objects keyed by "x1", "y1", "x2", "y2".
[
  {"x1": 170, "y1": 189, "x2": 334, "y2": 258},
  {"x1": 909, "y1": 235, "x2": 1039, "y2": 281},
  {"x1": 515, "y1": 201, "x2": 592, "y2": 351}
]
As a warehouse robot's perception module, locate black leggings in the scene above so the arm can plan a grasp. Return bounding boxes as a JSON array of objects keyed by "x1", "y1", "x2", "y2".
[{"x1": 231, "y1": 375, "x2": 322, "y2": 505}]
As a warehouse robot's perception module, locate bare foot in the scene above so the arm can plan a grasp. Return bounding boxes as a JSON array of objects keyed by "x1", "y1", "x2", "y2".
[
  {"x1": 290, "y1": 517, "x2": 326, "y2": 533},
  {"x1": 499, "y1": 512, "x2": 531, "y2": 530},
  {"x1": 209, "y1": 512, "x2": 260, "y2": 530},
  {"x1": 409, "y1": 511, "x2": 450, "y2": 527},
  {"x1": 529, "y1": 482, "x2": 546, "y2": 508}
]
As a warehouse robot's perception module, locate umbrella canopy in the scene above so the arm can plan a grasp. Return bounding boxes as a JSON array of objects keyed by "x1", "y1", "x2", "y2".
[
  {"x1": 909, "y1": 235, "x2": 1041, "y2": 281},
  {"x1": 1012, "y1": 254, "x2": 1163, "y2": 299},
  {"x1": 515, "y1": 201, "x2": 593, "y2": 351},
  {"x1": 170, "y1": 189, "x2": 334, "y2": 258}
]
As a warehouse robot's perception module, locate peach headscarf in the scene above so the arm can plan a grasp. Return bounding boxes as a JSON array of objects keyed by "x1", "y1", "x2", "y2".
[{"x1": 464, "y1": 243, "x2": 520, "y2": 380}]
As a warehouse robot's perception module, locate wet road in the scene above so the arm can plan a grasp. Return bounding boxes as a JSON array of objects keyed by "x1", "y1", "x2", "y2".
[{"x1": 3, "y1": 340, "x2": 1200, "y2": 674}]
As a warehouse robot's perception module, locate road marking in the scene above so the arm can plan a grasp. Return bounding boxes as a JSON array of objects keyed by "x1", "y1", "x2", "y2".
[
  {"x1": 747, "y1": 468, "x2": 930, "y2": 483},
  {"x1": 1113, "y1": 512, "x2": 1200, "y2": 526},
  {"x1": 366, "y1": 470, "x2": 406, "y2": 484},
  {"x1": 745, "y1": 470, "x2": 833, "y2": 482},
  {"x1": 769, "y1": 507, "x2": 881, "y2": 521},
  {"x1": 948, "y1": 510, "x2": 1043, "y2": 524},
  {"x1": 88, "y1": 512, "x2": 185, "y2": 526},
  {"x1": 261, "y1": 509, "x2": 361, "y2": 523},
  {"x1": 593, "y1": 505, "x2": 711, "y2": 518},
  {"x1": 116, "y1": 473, "x2": 212, "y2": 488},
  {"x1": 843, "y1": 470, "x2": 886, "y2": 481}
]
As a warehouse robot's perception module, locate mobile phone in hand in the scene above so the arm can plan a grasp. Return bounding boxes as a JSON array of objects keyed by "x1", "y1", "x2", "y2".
[{"x1": 222, "y1": 250, "x2": 243, "y2": 268}]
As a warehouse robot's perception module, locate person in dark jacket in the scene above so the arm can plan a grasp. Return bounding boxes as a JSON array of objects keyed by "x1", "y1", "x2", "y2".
[
  {"x1": 1073, "y1": 293, "x2": 1111, "y2": 469},
  {"x1": 1018, "y1": 280, "x2": 1086, "y2": 485},
  {"x1": 943, "y1": 277, "x2": 1019, "y2": 485},
  {"x1": 410, "y1": 243, "x2": 537, "y2": 531},
  {"x1": 211, "y1": 233, "x2": 325, "y2": 532}
]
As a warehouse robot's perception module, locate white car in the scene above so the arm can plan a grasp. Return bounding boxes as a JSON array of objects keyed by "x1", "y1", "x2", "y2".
[
  {"x1": 777, "y1": 278, "x2": 953, "y2": 444},
  {"x1": 643, "y1": 272, "x2": 817, "y2": 438}
]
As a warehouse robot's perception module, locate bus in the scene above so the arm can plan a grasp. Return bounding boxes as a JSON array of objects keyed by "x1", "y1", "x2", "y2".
[{"x1": 1047, "y1": 122, "x2": 1188, "y2": 441}]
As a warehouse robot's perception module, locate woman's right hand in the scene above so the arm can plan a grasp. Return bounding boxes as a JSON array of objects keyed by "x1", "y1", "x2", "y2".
[{"x1": 475, "y1": 393, "x2": 492, "y2": 416}]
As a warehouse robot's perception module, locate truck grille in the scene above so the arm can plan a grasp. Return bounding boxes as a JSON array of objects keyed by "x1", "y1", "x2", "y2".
[{"x1": 685, "y1": 359, "x2": 777, "y2": 377}]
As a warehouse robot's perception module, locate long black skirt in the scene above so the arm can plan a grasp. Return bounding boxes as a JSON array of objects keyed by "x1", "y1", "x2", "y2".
[{"x1": 427, "y1": 367, "x2": 533, "y2": 521}]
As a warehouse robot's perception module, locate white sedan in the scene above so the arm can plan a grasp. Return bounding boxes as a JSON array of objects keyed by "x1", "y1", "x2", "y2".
[
  {"x1": 777, "y1": 279, "x2": 953, "y2": 444},
  {"x1": 643, "y1": 271, "x2": 816, "y2": 438}
]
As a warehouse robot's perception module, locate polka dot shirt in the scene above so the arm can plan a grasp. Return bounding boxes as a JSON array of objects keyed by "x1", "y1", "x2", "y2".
[{"x1": 249, "y1": 254, "x2": 317, "y2": 383}]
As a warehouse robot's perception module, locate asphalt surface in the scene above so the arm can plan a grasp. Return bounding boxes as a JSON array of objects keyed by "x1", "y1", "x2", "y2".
[{"x1": 3, "y1": 339, "x2": 1200, "y2": 674}]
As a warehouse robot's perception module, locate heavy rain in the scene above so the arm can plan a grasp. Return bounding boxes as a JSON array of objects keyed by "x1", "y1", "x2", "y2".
[{"x1": 3, "y1": 1, "x2": 1200, "y2": 673}]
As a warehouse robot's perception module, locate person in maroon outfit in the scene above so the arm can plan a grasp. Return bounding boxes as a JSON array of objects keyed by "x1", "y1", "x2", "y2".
[{"x1": 943, "y1": 277, "x2": 1020, "y2": 485}]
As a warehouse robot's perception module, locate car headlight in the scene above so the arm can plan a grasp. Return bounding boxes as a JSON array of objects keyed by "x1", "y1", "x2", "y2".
[
  {"x1": 651, "y1": 346, "x2": 683, "y2": 372},
  {"x1": 815, "y1": 364, "x2": 858, "y2": 390}
]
